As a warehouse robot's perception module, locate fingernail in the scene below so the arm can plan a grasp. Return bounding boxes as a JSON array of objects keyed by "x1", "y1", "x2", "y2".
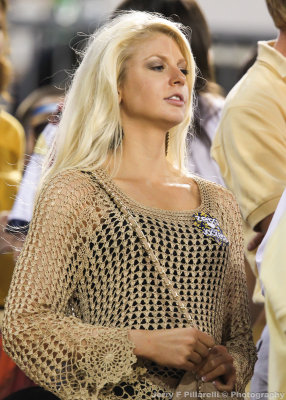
[{"x1": 201, "y1": 376, "x2": 206, "y2": 382}]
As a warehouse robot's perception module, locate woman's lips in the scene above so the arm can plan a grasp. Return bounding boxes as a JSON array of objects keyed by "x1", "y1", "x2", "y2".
[{"x1": 164, "y1": 95, "x2": 185, "y2": 106}]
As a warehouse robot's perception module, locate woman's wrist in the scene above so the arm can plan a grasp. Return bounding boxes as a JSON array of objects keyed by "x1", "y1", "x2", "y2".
[{"x1": 128, "y1": 329, "x2": 154, "y2": 359}]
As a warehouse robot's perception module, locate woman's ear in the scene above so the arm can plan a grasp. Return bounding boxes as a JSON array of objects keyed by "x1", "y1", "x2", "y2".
[{"x1": 117, "y1": 87, "x2": 122, "y2": 104}]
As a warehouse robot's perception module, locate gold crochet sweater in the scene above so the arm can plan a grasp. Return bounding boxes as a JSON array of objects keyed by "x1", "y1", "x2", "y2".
[{"x1": 3, "y1": 168, "x2": 256, "y2": 399}]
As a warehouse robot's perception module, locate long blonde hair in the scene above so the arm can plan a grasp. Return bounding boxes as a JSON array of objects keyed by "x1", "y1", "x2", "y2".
[{"x1": 41, "y1": 11, "x2": 196, "y2": 188}]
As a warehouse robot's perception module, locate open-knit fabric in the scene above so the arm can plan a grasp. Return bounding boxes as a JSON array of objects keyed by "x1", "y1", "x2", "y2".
[{"x1": 3, "y1": 168, "x2": 256, "y2": 399}]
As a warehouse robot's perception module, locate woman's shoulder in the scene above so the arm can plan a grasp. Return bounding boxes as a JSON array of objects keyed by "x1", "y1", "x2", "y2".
[
  {"x1": 189, "y1": 173, "x2": 232, "y2": 198},
  {"x1": 188, "y1": 174, "x2": 239, "y2": 213},
  {"x1": 30, "y1": 169, "x2": 111, "y2": 231},
  {"x1": 39, "y1": 169, "x2": 99, "y2": 206}
]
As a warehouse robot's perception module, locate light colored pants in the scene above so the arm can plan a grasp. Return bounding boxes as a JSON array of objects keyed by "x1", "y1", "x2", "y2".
[{"x1": 250, "y1": 325, "x2": 269, "y2": 395}]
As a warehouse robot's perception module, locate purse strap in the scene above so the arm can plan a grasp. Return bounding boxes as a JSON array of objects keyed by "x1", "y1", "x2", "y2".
[{"x1": 91, "y1": 171, "x2": 196, "y2": 328}]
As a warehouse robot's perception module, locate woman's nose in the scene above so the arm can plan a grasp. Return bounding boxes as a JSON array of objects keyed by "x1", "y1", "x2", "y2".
[{"x1": 170, "y1": 68, "x2": 186, "y2": 85}]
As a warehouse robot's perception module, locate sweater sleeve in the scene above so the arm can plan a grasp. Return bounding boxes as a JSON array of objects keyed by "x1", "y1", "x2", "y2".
[
  {"x1": 221, "y1": 191, "x2": 257, "y2": 392},
  {"x1": 2, "y1": 170, "x2": 137, "y2": 399}
]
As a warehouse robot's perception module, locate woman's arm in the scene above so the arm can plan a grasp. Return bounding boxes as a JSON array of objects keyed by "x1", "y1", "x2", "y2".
[
  {"x1": 130, "y1": 327, "x2": 215, "y2": 371},
  {"x1": 2, "y1": 171, "x2": 137, "y2": 399}
]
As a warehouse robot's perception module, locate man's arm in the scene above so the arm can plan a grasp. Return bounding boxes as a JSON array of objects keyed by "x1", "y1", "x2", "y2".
[{"x1": 247, "y1": 213, "x2": 274, "y2": 251}]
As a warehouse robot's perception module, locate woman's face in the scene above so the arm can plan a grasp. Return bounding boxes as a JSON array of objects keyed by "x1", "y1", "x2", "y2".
[{"x1": 118, "y1": 33, "x2": 190, "y2": 132}]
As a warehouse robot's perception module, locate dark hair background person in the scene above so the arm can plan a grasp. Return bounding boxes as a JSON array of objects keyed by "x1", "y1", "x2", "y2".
[{"x1": 115, "y1": 0, "x2": 225, "y2": 185}]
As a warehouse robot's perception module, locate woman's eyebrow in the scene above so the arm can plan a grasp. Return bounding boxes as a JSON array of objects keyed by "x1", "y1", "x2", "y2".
[{"x1": 143, "y1": 54, "x2": 186, "y2": 65}]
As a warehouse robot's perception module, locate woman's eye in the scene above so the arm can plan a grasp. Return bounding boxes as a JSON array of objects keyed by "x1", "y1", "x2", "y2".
[
  {"x1": 180, "y1": 69, "x2": 189, "y2": 76},
  {"x1": 150, "y1": 65, "x2": 164, "y2": 71}
]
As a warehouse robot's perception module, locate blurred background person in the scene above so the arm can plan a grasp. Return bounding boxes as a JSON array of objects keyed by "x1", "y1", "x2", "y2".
[
  {"x1": 0, "y1": 98, "x2": 62, "y2": 399},
  {"x1": 259, "y1": 190, "x2": 286, "y2": 394},
  {"x1": 0, "y1": 86, "x2": 62, "y2": 279},
  {"x1": 3, "y1": 87, "x2": 63, "y2": 261},
  {"x1": 15, "y1": 85, "x2": 62, "y2": 165},
  {"x1": 3, "y1": 122, "x2": 60, "y2": 262},
  {"x1": 212, "y1": 0, "x2": 286, "y2": 395}
]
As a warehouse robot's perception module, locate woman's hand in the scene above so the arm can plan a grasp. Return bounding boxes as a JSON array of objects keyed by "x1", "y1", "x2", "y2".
[
  {"x1": 195, "y1": 345, "x2": 236, "y2": 392},
  {"x1": 129, "y1": 328, "x2": 215, "y2": 371}
]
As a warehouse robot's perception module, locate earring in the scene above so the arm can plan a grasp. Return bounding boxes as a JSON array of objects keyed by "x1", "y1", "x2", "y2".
[{"x1": 165, "y1": 132, "x2": 169, "y2": 156}]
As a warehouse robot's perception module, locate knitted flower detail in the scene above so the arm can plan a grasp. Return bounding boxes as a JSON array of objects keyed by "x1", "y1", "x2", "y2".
[
  {"x1": 92, "y1": 329, "x2": 143, "y2": 391},
  {"x1": 192, "y1": 211, "x2": 229, "y2": 246},
  {"x1": 97, "y1": 346, "x2": 130, "y2": 377}
]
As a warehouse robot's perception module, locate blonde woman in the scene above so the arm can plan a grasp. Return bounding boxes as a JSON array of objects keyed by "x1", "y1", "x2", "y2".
[{"x1": 2, "y1": 12, "x2": 256, "y2": 400}]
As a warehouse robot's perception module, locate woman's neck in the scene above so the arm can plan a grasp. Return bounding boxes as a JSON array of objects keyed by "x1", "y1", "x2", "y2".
[
  {"x1": 274, "y1": 30, "x2": 286, "y2": 57},
  {"x1": 107, "y1": 124, "x2": 178, "y2": 182}
]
